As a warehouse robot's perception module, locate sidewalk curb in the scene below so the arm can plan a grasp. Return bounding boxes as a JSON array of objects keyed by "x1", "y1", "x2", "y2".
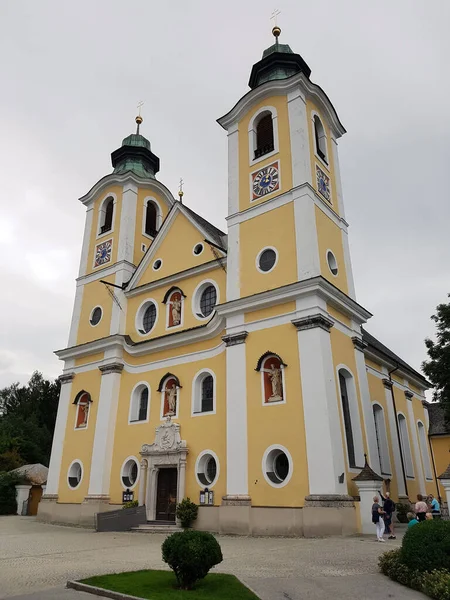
[{"x1": 67, "y1": 580, "x2": 146, "y2": 600}]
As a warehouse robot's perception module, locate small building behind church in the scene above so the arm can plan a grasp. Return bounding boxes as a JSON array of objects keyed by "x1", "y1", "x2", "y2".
[{"x1": 38, "y1": 26, "x2": 447, "y2": 535}]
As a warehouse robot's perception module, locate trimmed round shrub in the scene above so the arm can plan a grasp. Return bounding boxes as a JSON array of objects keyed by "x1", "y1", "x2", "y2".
[
  {"x1": 162, "y1": 529, "x2": 223, "y2": 590},
  {"x1": 401, "y1": 519, "x2": 450, "y2": 573},
  {"x1": 175, "y1": 497, "x2": 198, "y2": 528},
  {"x1": 0, "y1": 472, "x2": 18, "y2": 515}
]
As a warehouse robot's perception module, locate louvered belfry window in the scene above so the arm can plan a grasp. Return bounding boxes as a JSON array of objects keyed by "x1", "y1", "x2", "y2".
[
  {"x1": 255, "y1": 113, "x2": 274, "y2": 159},
  {"x1": 145, "y1": 202, "x2": 158, "y2": 236}
]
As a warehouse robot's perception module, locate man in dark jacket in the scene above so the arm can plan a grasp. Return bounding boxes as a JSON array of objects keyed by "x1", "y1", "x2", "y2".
[{"x1": 381, "y1": 491, "x2": 396, "y2": 539}]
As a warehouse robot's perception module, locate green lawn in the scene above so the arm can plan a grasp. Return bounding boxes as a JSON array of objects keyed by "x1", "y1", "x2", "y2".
[{"x1": 81, "y1": 570, "x2": 260, "y2": 599}]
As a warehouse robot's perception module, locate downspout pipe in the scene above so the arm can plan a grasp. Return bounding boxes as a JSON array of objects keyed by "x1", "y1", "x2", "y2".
[
  {"x1": 388, "y1": 364, "x2": 409, "y2": 498},
  {"x1": 427, "y1": 431, "x2": 442, "y2": 503}
]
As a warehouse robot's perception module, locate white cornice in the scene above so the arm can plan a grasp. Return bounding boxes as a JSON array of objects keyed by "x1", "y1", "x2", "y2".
[
  {"x1": 217, "y1": 73, "x2": 346, "y2": 138},
  {"x1": 76, "y1": 260, "x2": 136, "y2": 285},
  {"x1": 126, "y1": 259, "x2": 227, "y2": 298},
  {"x1": 79, "y1": 172, "x2": 176, "y2": 207},
  {"x1": 363, "y1": 346, "x2": 428, "y2": 391}
]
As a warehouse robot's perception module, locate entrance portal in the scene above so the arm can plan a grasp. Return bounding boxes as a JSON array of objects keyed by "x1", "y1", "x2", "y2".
[{"x1": 155, "y1": 468, "x2": 177, "y2": 522}]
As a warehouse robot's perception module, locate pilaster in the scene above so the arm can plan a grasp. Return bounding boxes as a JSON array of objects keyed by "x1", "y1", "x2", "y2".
[
  {"x1": 292, "y1": 187, "x2": 321, "y2": 282},
  {"x1": 287, "y1": 87, "x2": 312, "y2": 187},
  {"x1": 382, "y1": 378, "x2": 406, "y2": 496},
  {"x1": 294, "y1": 314, "x2": 347, "y2": 495},
  {"x1": 86, "y1": 363, "x2": 123, "y2": 499},
  {"x1": 405, "y1": 390, "x2": 426, "y2": 493}
]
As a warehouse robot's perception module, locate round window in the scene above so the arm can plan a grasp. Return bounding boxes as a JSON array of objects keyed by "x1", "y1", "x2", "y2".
[
  {"x1": 68, "y1": 461, "x2": 83, "y2": 489},
  {"x1": 90, "y1": 306, "x2": 102, "y2": 326},
  {"x1": 327, "y1": 251, "x2": 338, "y2": 276},
  {"x1": 196, "y1": 452, "x2": 219, "y2": 487},
  {"x1": 153, "y1": 259, "x2": 162, "y2": 271},
  {"x1": 121, "y1": 458, "x2": 139, "y2": 489},
  {"x1": 258, "y1": 248, "x2": 277, "y2": 273},
  {"x1": 264, "y1": 447, "x2": 292, "y2": 487},
  {"x1": 199, "y1": 285, "x2": 217, "y2": 317},
  {"x1": 193, "y1": 243, "x2": 204, "y2": 256},
  {"x1": 140, "y1": 303, "x2": 157, "y2": 334}
]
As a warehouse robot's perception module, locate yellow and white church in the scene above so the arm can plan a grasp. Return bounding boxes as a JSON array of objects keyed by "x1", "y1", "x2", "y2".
[{"x1": 38, "y1": 27, "x2": 448, "y2": 536}]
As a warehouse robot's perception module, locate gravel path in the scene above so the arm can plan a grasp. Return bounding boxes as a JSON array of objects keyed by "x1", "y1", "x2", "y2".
[{"x1": 0, "y1": 516, "x2": 426, "y2": 599}]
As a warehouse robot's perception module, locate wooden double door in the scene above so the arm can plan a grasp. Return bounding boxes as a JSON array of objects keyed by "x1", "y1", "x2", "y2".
[{"x1": 155, "y1": 468, "x2": 177, "y2": 522}]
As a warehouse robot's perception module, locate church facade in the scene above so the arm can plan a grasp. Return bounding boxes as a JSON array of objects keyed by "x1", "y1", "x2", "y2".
[{"x1": 38, "y1": 28, "x2": 441, "y2": 535}]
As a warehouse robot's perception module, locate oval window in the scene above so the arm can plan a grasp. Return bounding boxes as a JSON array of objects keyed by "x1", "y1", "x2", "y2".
[
  {"x1": 327, "y1": 251, "x2": 338, "y2": 276},
  {"x1": 199, "y1": 285, "x2": 217, "y2": 317},
  {"x1": 193, "y1": 243, "x2": 204, "y2": 256},
  {"x1": 258, "y1": 248, "x2": 277, "y2": 273},
  {"x1": 141, "y1": 303, "x2": 157, "y2": 334},
  {"x1": 196, "y1": 452, "x2": 219, "y2": 487},
  {"x1": 68, "y1": 461, "x2": 83, "y2": 489},
  {"x1": 90, "y1": 307, "x2": 102, "y2": 326},
  {"x1": 153, "y1": 259, "x2": 162, "y2": 271},
  {"x1": 264, "y1": 447, "x2": 291, "y2": 486},
  {"x1": 121, "y1": 459, "x2": 139, "y2": 489}
]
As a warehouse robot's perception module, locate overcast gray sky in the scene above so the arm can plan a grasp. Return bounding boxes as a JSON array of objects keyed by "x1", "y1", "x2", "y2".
[{"x1": 0, "y1": 0, "x2": 448, "y2": 388}]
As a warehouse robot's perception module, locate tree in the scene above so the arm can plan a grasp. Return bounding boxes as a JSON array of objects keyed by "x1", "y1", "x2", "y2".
[
  {"x1": 0, "y1": 372, "x2": 60, "y2": 469},
  {"x1": 422, "y1": 297, "x2": 450, "y2": 422}
]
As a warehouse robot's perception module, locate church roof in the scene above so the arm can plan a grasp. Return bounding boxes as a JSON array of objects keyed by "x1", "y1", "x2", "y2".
[
  {"x1": 352, "y1": 456, "x2": 383, "y2": 482},
  {"x1": 438, "y1": 463, "x2": 450, "y2": 480},
  {"x1": 362, "y1": 328, "x2": 429, "y2": 386},
  {"x1": 426, "y1": 402, "x2": 450, "y2": 436},
  {"x1": 181, "y1": 204, "x2": 227, "y2": 250}
]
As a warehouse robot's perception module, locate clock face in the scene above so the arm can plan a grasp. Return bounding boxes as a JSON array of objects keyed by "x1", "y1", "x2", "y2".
[
  {"x1": 252, "y1": 162, "x2": 280, "y2": 200},
  {"x1": 94, "y1": 239, "x2": 112, "y2": 267},
  {"x1": 316, "y1": 165, "x2": 331, "y2": 202}
]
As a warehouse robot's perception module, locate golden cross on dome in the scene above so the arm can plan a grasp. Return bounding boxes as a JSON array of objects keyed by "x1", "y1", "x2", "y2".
[
  {"x1": 135, "y1": 101, "x2": 144, "y2": 134},
  {"x1": 270, "y1": 9, "x2": 281, "y2": 40},
  {"x1": 178, "y1": 177, "x2": 184, "y2": 202},
  {"x1": 137, "y1": 100, "x2": 144, "y2": 116}
]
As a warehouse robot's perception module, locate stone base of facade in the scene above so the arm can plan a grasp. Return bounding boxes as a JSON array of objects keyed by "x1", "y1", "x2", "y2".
[{"x1": 37, "y1": 495, "x2": 118, "y2": 528}]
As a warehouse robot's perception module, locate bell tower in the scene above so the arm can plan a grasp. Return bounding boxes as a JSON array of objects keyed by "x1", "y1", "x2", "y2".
[{"x1": 218, "y1": 26, "x2": 356, "y2": 303}]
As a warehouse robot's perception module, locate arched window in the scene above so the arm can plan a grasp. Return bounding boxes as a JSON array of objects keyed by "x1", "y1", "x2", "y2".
[
  {"x1": 255, "y1": 112, "x2": 274, "y2": 159},
  {"x1": 256, "y1": 352, "x2": 286, "y2": 404},
  {"x1": 73, "y1": 391, "x2": 92, "y2": 429},
  {"x1": 100, "y1": 197, "x2": 114, "y2": 234},
  {"x1": 338, "y1": 369, "x2": 364, "y2": 469},
  {"x1": 372, "y1": 404, "x2": 391, "y2": 475},
  {"x1": 192, "y1": 370, "x2": 215, "y2": 415},
  {"x1": 129, "y1": 383, "x2": 150, "y2": 423},
  {"x1": 314, "y1": 115, "x2": 328, "y2": 163},
  {"x1": 145, "y1": 201, "x2": 158, "y2": 237},
  {"x1": 417, "y1": 421, "x2": 433, "y2": 480},
  {"x1": 397, "y1": 414, "x2": 414, "y2": 477}
]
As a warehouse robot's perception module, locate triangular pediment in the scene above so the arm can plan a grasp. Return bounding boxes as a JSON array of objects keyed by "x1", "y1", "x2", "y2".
[{"x1": 127, "y1": 203, "x2": 227, "y2": 290}]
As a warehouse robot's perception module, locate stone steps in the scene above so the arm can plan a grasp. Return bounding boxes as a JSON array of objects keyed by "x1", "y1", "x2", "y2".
[{"x1": 131, "y1": 521, "x2": 181, "y2": 534}]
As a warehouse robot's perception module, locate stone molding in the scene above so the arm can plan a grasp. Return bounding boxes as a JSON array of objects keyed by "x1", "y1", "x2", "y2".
[
  {"x1": 292, "y1": 314, "x2": 334, "y2": 332},
  {"x1": 222, "y1": 331, "x2": 248, "y2": 346},
  {"x1": 98, "y1": 363, "x2": 124, "y2": 375},
  {"x1": 59, "y1": 373, "x2": 75, "y2": 384},
  {"x1": 83, "y1": 495, "x2": 111, "y2": 503},
  {"x1": 41, "y1": 494, "x2": 58, "y2": 501},
  {"x1": 140, "y1": 418, "x2": 187, "y2": 456},
  {"x1": 352, "y1": 336, "x2": 368, "y2": 352},
  {"x1": 382, "y1": 378, "x2": 393, "y2": 390},
  {"x1": 221, "y1": 494, "x2": 252, "y2": 506},
  {"x1": 304, "y1": 494, "x2": 354, "y2": 508},
  {"x1": 404, "y1": 390, "x2": 414, "y2": 399}
]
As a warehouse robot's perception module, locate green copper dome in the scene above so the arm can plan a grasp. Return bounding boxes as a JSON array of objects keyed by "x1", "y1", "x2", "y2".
[
  {"x1": 262, "y1": 42, "x2": 294, "y2": 58},
  {"x1": 111, "y1": 129, "x2": 160, "y2": 179},
  {"x1": 121, "y1": 133, "x2": 151, "y2": 151}
]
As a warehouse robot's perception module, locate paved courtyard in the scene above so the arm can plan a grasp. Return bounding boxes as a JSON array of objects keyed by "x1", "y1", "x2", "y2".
[{"x1": 0, "y1": 517, "x2": 426, "y2": 600}]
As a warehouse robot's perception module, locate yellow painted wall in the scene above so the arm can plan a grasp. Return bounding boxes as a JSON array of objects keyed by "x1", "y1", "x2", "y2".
[
  {"x1": 365, "y1": 358, "x2": 383, "y2": 373},
  {"x1": 327, "y1": 304, "x2": 351, "y2": 328},
  {"x1": 125, "y1": 267, "x2": 225, "y2": 341},
  {"x1": 238, "y1": 95, "x2": 292, "y2": 212},
  {"x1": 86, "y1": 185, "x2": 123, "y2": 275},
  {"x1": 133, "y1": 188, "x2": 171, "y2": 266},
  {"x1": 315, "y1": 205, "x2": 348, "y2": 294},
  {"x1": 306, "y1": 100, "x2": 339, "y2": 214},
  {"x1": 244, "y1": 301, "x2": 296, "y2": 324},
  {"x1": 430, "y1": 436, "x2": 450, "y2": 499},
  {"x1": 58, "y1": 370, "x2": 102, "y2": 502},
  {"x1": 246, "y1": 323, "x2": 309, "y2": 506},
  {"x1": 109, "y1": 352, "x2": 227, "y2": 505},
  {"x1": 76, "y1": 281, "x2": 114, "y2": 345},
  {"x1": 239, "y1": 202, "x2": 297, "y2": 298}
]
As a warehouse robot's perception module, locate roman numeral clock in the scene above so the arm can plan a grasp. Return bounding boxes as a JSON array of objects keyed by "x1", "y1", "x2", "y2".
[{"x1": 252, "y1": 161, "x2": 280, "y2": 200}]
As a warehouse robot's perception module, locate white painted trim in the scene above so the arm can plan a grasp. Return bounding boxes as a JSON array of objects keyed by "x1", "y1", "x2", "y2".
[
  {"x1": 159, "y1": 377, "x2": 180, "y2": 420},
  {"x1": 77, "y1": 259, "x2": 136, "y2": 286},
  {"x1": 109, "y1": 267, "x2": 130, "y2": 336},
  {"x1": 192, "y1": 279, "x2": 220, "y2": 322},
  {"x1": 217, "y1": 72, "x2": 346, "y2": 139},
  {"x1": 397, "y1": 411, "x2": 415, "y2": 478},
  {"x1": 372, "y1": 402, "x2": 392, "y2": 476},
  {"x1": 195, "y1": 450, "x2": 220, "y2": 488},
  {"x1": 68, "y1": 285, "x2": 84, "y2": 347},
  {"x1": 417, "y1": 420, "x2": 433, "y2": 481},
  {"x1": 247, "y1": 105, "x2": 279, "y2": 166},
  {"x1": 45, "y1": 378, "x2": 73, "y2": 494},
  {"x1": 330, "y1": 137, "x2": 346, "y2": 219},
  {"x1": 227, "y1": 123, "x2": 239, "y2": 216},
  {"x1": 78, "y1": 207, "x2": 94, "y2": 278},
  {"x1": 120, "y1": 456, "x2": 140, "y2": 490},
  {"x1": 226, "y1": 223, "x2": 239, "y2": 301},
  {"x1": 192, "y1": 243, "x2": 204, "y2": 256},
  {"x1": 135, "y1": 298, "x2": 159, "y2": 337},
  {"x1": 383, "y1": 385, "x2": 407, "y2": 496},
  {"x1": 96, "y1": 193, "x2": 118, "y2": 239},
  {"x1": 262, "y1": 444, "x2": 293, "y2": 488},
  {"x1": 326, "y1": 249, "x2": 338, "y2": 277},
  {"x1": 293, "y1": 187, "x2": 321, "y2": 281},
  {"x1": 165, "y1": 290, "x2": 184, "y2": 331},
  {"x1": 311, "y1": 111, "x2": 330, "y2": 170},
  {"x1": 89, "y1": 305, "x2": 103, "y2": 328},
  {"x1": 260, "y1": 357, "x2": 287, "y2": 406},
  {"x1": 341, "y1": 229, "x2": 356, "y2": 300},
  {"x1": 142, "y1": 196, "x2": 163, "y2": 238},
  {"x1": 128, "y1": 381, "x2": 150, "y2": 424},
  {"x1": 67, "y1": 459, "x2": 84, "y2": 490},
  {"x1": 255, "y1": 246, "x2": 279, "y2": 274},
  {"x1": 117, "y1": 184, "x2": 137, "y2": 264},
  {"x1": 287, "y1": 88, "x2": 312, "y2": 187},
  {"x1": 250, "y1": 160, "x2": 282, "y2": 203},
  {"x1": 336, "y1": 365, "x2": 365, "y2": 470},
  {"x1": 406, "y1": 400, "x2": 425, "y2": 490},
  {"x1": 191, "y1": 368, "x2": 217, "y2": 416}
]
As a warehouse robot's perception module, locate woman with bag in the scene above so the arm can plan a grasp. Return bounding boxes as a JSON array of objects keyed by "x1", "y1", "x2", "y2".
[{"x1": 372, "y1": 496, "x2": 385, "y2": 542}]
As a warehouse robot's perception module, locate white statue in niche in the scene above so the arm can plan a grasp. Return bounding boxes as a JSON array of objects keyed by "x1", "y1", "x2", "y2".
[
  {"x1": 166, "y1": 383, "x2": 177, "y2": 415},
  {"x1": 267, "y1": 363, "x2": 283, "y2": 402},
  {"x1": 170, "y1": 296, "x2": 181, "y2": 325},
  {"x1": 81, "y1": 403, "x2": 89, "y2": 426}
]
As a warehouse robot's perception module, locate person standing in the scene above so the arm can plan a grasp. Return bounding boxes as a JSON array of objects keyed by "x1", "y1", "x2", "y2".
[
  {"x1": 381, "y1": 491, "x2": 396, "y2": 539},
  {"x1": 415, "y1": 494, "x2": 428, "y2": 522},
  {"x1": 372, "y1": 496, "x2": 385, "y2": 542}
]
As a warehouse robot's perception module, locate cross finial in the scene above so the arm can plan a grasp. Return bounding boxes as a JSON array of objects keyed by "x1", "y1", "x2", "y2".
[
  {"x1": 135, "y1": 101, "x2": 144, "y2": 134},
  {"x1": 270, "y1": 9, "x2": 281, "y2": 40},
  {"x1": 178, "y1": 177, "x2": 184, "y2": 202}
]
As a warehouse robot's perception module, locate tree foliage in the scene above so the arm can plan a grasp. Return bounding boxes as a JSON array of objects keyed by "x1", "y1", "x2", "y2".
[
  {"x1": 423, "y1": 297, "x2": 450, "y2": 421},
  {"x1": 0, "y1": 371, "x2": 60, "y2": 469}
]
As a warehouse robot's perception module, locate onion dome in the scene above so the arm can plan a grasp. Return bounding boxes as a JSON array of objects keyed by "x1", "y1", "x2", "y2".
[{"x1": 111, "y1": 115, "x2": 160, "y2": 179}]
